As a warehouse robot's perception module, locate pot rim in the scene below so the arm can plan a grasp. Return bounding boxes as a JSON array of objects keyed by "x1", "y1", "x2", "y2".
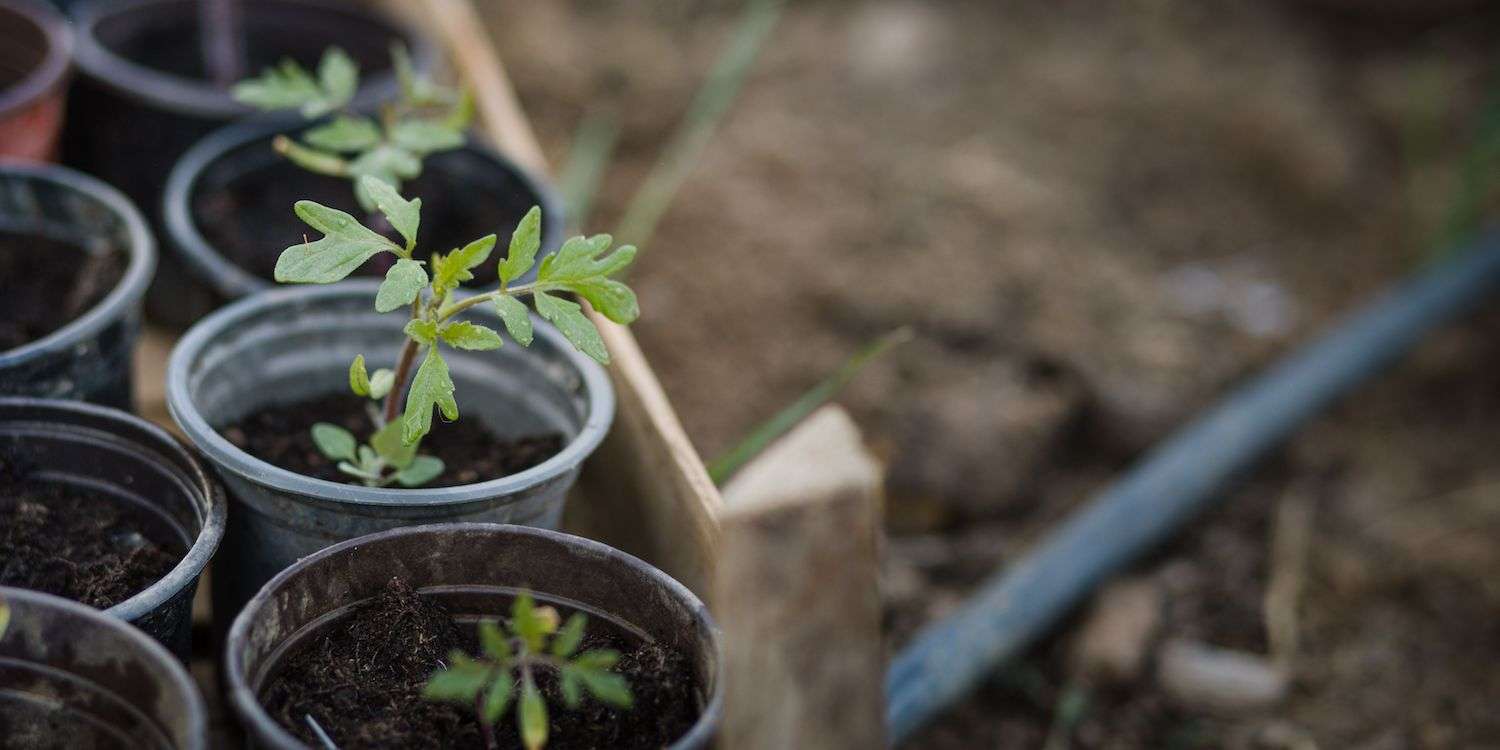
[
  {"x1": 0, "y1": 0, "x2": 73, "y2": 119},
  {"x1": 0, "y1": 161, "x2": 156, "y2": 365},
  {"x1": 166, "y1": 281, "x2": 616, "y2": 507},
  {"x1": 0, "y1": 585, "x2": 209, "y2": 750},
  {"x1": 162, "y1": 116, "x2": 564, "y2": 302},
  {"x1": 0, "y1": 397, "x2": 227, "y2": 625},
  {"x1": 223, "y1": 522, "x2": 724, "y2": 750},
  {"x1": 70, "y1": 0, "x2": 437, "y2": 120}
]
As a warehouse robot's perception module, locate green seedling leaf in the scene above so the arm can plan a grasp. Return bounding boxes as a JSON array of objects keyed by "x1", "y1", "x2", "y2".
[
  {"x1": 535, "y1": 291, "x2": 609, "y2": 364},
  {"x1": 401, "y1": 346, "x2": 457, "y2": 445},
  {"x1": 368, "y1": 368, "x2": 395, "y2": 400},
  {"x1": 536, "y1": 234, "x2": 639, "y2": 323},
  {"x1": 349, "y1": 354, "x2": 370, "y2": 396},
  {"x1": 231, "y1": 59, "x2": 322, "y2": 111},
  {"x1": 478, "y1": 618, "x2": 510, "y2": 660},
  {"x1": 394, "y1": 455, "x2": 444, "y2": 487},
  {"x1": 277, "y1": 201, "x2": 399, "y2": 283},
  {"x1": 573, "y1": 649, "x2": 620, "y2": 671},
  {"x1": 392, "y1": 42, "x2": 443, "y2": 105},
  {"x1": 404, "y1": 319, "x2": 438, "y2": 345},
  {"x1": 349, "y1": 146, "x2": 421, "y2": 211},
  {"x1": 391, "y1": 119, "x2": 465, "y2": 155},
  {"x1": 519, "y1": 677, "x2": 548, "y2": 750},
  {"x1": 361, "y1": 176, "x2": 421, "y2": 250},
  {"x1": 370, "y1": 420, "x2": 416, "y2": 469},
  {"x1": 499, "y1": 207, "x2": 541, "y2": 285},
  {"x1": 316, "y1": 47, "x2": 358, "y2": 114},
  {"x1": 303, "y1": 116, "x2": 380, "y2": 153},
  {"x1": 423, "y1": 653, "x2": 491, "y2": 701},
  {"x1": 492, "y1": 295, "x2": 534, "y2": 346},
  {"x1": 377, "y1": 259, "x2": 428, "y2": 312},
  {"x1": 559, "y1": 668, "x2": 583, "y2": 708},
  {"x1": 310, "y1": 423, "x2": 357, "y2": 462},
  {"x1": 510, "y1": 593, "x2": 550, "y2": 653},
  {"x1": 551, "y1": 613, "x2": 586, "y2": 658},
  {"x1": 439, "y1": 321, "x2": 503, "y2": 350},
  {"x1": 337, "y1": 460, "x2": 382, "y2": 482},
  {"x1": 569, "y1": 277, "x2": 639, "y2": 325},
  {"x1": 434, "y1": 234, "x2": 497, "y2": 291},
  {"x1": 577, "y1": 669, "x2": 632, "y2": 708},
  {"x1": 483, "y1": 676, "x2": 514, "y2": 725},
  {"x1": 275, "y1": 137, "x2": 349, "y2": 177}
]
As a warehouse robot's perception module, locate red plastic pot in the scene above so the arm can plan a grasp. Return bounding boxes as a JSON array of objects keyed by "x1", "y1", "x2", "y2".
[{"x1": 0, "y1": 0, "x2": 72, "y2": 160}]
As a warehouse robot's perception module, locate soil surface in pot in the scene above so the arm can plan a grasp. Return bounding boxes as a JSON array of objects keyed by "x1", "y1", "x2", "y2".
[
  {"x1": 0, "y1": 461, "x2": 180, "y2": 609},
  {"x1": 221, "y1": 395, "x2": 564, "y2": 487},
  {"x1": 193, "y1": 154, "x2": 532, "y2": 289},
  {"x1": 260, "y1": 578, "x2": 702, "y2": 750},
  {"x1": 0, "y1": 231, "x2": 125, "y2": 352}
]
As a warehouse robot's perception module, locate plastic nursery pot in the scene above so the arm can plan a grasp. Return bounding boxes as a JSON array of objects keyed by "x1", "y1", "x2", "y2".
[
  {"x1": 160, "y1": 117, "x2": 563, "y2": 329},
  {"x1": 167, "y1": 281, "x2": 615, "y2": 619},
  {"x1": 0, "y1": 398, "x2": 226, "y2": 658},
  {"x1": 225, "y1": 523, "x2": 722, "y2": 749},
  {"x1": 0, "y1": 586, "x2": 208, "y2": 749},
  {"x1": 0, "y1": 0, "x2": 72, "y2": 161},
  {"x1": 0, "y1": 161, "x2": 154, "y2": 410},
  {"x1": 64, "y1": 0, "x2": 438, "y2": 325}
]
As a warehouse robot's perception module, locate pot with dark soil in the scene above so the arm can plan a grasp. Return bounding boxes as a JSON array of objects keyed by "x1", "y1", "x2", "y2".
[
  {"x1": 0, "y1": 162, "x2": 154, "y2": 409},
  {"x1": 0, "y1": 397, "x2": 226, "y2": 657},
  {"x1": 162, "y1": 118, "x2": 560, "y2": 325},
  {"x1": 226, "y1": 523, "x2": 721, "y2": 749},
  {"x1": 0, "y1": 0, "x2": 71, "y2": 161},
  {"x1": 0, "y1": 586, "x2": 208, "y2": 748},
  {"x1": 63, "y1": 0, "x2": 437, "y2": 326},
  {"x1": 167, "y1": 280, "x2": 617, "y2": 618}
]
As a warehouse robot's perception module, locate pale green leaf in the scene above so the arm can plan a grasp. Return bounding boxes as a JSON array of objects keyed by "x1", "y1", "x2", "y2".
[
  {"x1": 310, "y1": 423, "x2": 357, "y2": 462},
  {"x1": 434, "y1": 234, "x2": 496, "y2": 291},
  {"x1": 315, "y1": 47, "x2": 358, "y2": 115},
  {"x1": 538, "y1": 235, "x2": 635, "y2": 284},
  {"x1": 577, "y1": 669, "x2": 632, "y2": 708},
  {"x1": 369, "y1": 420, "x2": 416, "y2": 469},
  {"x1": 535, "y1": 291, "x2": 609, "y2": 364},
  {"x1": 348, "y1": 354, "x2": 370, "y2": 396},
  {"x1": 368, "y1": 368, "x2": 395, "y2": 400},
  {"x1": 478, "y1": 618, "x2": 510, "y2": 661},
  {"x1": 302, "y1": 116, "x2": 380, "y2": 152},
  {"x1": 511, "y1": 593, "x2": 546, "y2": 653},
  {"x1": 483, "y1": 676, "x2": 514, "y2": 725},
  {"x1": 337, "y1": 461, "x2": 381, "y2": 481},
  {"x1": 519, "y1": 678, "x2": 548, "y2": 750},
  {"x1": 350, "y1": 145, "x2": 421, "y2": 180},
  {"x1": 404, "y1": 319, "x2": 438, "y2": 345},
  {"x1": 391, "y1": 119, "x2": 465, "y2": 155},
  {"x1": 361, "y1": 176, "x2": 421, "y2": 250},
  {"x1": 499, "y1": 206, "x2": 542, "y2": 285},
  {"x1": 439, "y1": 321, "x2": 503, "y2": 350},
  {"x1": 559, "y1": 668, "x2": 582, "y2": 708},
  {"x1": 573, "y1": 649, "x2": 620, "y2": 671},
  {"x1": 231, "y1": 59, "x2": 321, "y2": 111},
  {"x1": 376, "y1": 258, "x2": 428, "y2": 312},
  {"x1": 492, "y1": 295, "x2": 534, "y2": 347},
  {"x1": 569, "y1": 278, "x2": 639, "y2": 324},
  {"x1": 276, "y1": 137, "x2": 349, "y2": 176},
  {"x1": 422, "y1": 656, "x2": 491, "y2": 702},
  {"x1": 551, "y1": 613, "x2": 586, "y2": 658},
  {"x1": 401, "y1": 346, "x2": 457, "y2": 445},
  {"x1": 394, "y1": 455, "x2": 444, "y2": 487},
  {"x1": 276, "y1": 201, "x2": 399, "y2": 283}
]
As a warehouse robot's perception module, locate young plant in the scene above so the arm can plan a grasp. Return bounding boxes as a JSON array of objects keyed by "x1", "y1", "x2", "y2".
[
  {"x1": 423, "y1": 593, "x2": 632, "y2": 750},
  {"x1": 283, "y1": 176, "x2": 637, "y2": 488},
  {"x1": 232, "y1": 45, "x2": 472, "y2": 211}
]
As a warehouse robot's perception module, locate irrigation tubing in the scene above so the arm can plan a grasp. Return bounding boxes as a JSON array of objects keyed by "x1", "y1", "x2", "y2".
[{"x1": 887, "y1": 231, "x2": 1500, "y2": 743}]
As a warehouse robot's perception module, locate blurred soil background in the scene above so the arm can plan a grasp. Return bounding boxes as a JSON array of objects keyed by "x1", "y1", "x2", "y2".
[{"x1": 486, "y1": 1, "x2": 1500, "y2": 746}]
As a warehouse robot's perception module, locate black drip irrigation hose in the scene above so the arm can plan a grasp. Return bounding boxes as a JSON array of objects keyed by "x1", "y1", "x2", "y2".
[{"x1": 886, "y1": 231, "x2": 1500, "y2": 744}]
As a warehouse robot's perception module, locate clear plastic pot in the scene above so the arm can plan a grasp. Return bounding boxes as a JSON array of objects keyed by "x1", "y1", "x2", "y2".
[
  {"x1": 0, "y1": 0, "x2": 72, "y2": 160},
  {"x1": 166, "y1": 282, "x2": 615, "y2": 619}
]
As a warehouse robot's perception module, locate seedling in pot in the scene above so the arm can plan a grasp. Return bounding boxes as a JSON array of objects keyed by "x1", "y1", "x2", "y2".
[
  {"x1": 281, "y1": 176, "x2": 637, "y2": 488},
  {"x1": 424, "y1": 592, "x2": 632, "y2": 750},
  {"x1": 232, "y1": 45, "x2": 472, "y2": 212}
]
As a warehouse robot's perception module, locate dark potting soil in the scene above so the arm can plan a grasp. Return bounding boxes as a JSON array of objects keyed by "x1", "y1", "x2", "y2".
[
  {"x1": 0, "y1": 231, "x2": 124, "y2": 351},
  {"x1": 221, "y1": 395, "x2": 564, "y2": 487},
  {"x1": 261, "y1": 578, "x2": 703, "y2": 750},
  {"x1": 0, "y1": 461, "x2": 180, "y2": 609}
]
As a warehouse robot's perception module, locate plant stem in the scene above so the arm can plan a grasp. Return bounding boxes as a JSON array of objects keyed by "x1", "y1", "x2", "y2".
[
  {"x1": 475, "y1": 690, "x2": 498, "y2": 750},
  {"x1": 435, "y1": 285, "x2": 536, "y2": 323},
  {"x1": 383, "y1": 303, "x2": 424, "y2": 424}
]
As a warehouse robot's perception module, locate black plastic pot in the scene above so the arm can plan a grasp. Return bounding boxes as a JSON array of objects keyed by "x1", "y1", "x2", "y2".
[
  {"x1": 63, "y1": 0, "x2": 438, "y2": 324},
  {"x1": 160, "y1": 117, "x2": 563, "y2": 328},
  {"x1": 0, "y1": 397, "x2": 226, "y2": 659},
  {"x1": 0, "y1": 586, "x2": 208, "y2": 748},
  {"x1": 0, "y1": 0, "x2": 72, "y2": 161},
  {"x1": 0, "y1": 162, "x2": 154, "y2": 410},
  {"x1": 225, "y1": 523, "x2": 722, "y2": 749}
]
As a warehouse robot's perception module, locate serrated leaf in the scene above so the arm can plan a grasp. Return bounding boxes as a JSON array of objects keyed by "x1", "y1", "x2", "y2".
[
  {"x1": 422, "y1": 657, "x2": 491, "y2": 702},
  {"x1": 391, "y1": 119, "x2": 465, "y2": 155},
  {"x1": 232, "y1": 59, "x2": 322, "y2": 111},
  {"x1": 377, "y1": 259, "x2": 427, "y2": 312},
  {"x1": 361, "y1": 176, "x2": 421, "y2": 250},
  {"x1": 478, "y1": 618, "x2": 510, "y2": 660},
  {"x1": 551, "y1": 613, "x2": 586, "y2": 658},
  {"x1": 483, "y1": 676, "x2": 514, "y2": 725},
  {"x1": 519, "y1": 678, "x2": 548, "y2": 750},
  {"x1": 349, "y1": 354, "x2": 370, "y2": 396},
  {"x1": 401, "y1": 346, "x2": 457, "y2": 445},
  {"x1": 276, "y1": 201, "x2": 399, "y2": 283},
  {"x1": 303, "y1": 116, "x2": 380, "y2": 152},
  {"x1": 535, "y1": 291, "x2": 609, "y2": 364},
  {"x1": 310, "y1": 423, "x2": 357, "y2": 462},
  {"x1": 439, "y1": 321, "x2": 503, "y2": 350},
  {"x1": 577, "y1": 669, "x2": 632, "y2": 708},
  {"x1": 569, "y1": 278, "x2": 639, "y2": 324},
  {"x1": 492, "y1": 295, "x2": 534, "y2": 346},
  {"x1": 368, "y1": 368, "x2": 395, "y2": 400},
  {"x1": 539, "y1": 235, "x2": 635, "y2": 285},
  {"x1": 560, "y1": 668, "x2": 582, "y2": 708},
  {"x1": 394, "y1": 455, "x2": 444, "y2": 487},
  {"x1": 404, "y1": 319, "x2": 438, "y2": 345},
  {"x1": 434, "y1": 234, "x2": 497, "y2": 291},
  {"x1": 369, "y1": 420, "x2": 416, "y2": 469},
  {"x1": 499, "y1": 207, "x2": 542, "y2": 285},
  {"x1": 315, "y1": 47, "x2": 358, "y2": 115}
]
